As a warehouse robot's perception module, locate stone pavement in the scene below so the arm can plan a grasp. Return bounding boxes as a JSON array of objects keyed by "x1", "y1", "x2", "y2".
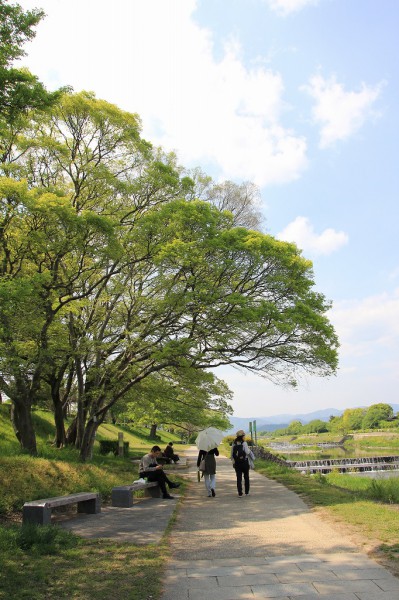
[
  {"x1": 58, "y1": 488, "x2": 180, "y2": 545},
  {"x1": 161, "y1": 446, "x2": 399, "y2": 600}
]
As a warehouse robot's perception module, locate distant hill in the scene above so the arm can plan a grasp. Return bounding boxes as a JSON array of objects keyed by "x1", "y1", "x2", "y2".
[{"x1": 225, "y1": 404, "x2": 399, "y2": 434}]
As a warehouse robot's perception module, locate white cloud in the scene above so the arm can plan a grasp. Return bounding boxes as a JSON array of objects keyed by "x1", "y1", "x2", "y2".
[
  {"x1": 302, "y1": 74, "x2": 384, "y2": 148},
  {"x1": 277, "y1": 216, "x2": 348, "y2": 256},
  {"x1": 330, "y1": 289, "x2": 399, "y2": 360},
  {"x1": 266, "y1": 0, "x2": 319, "y2": 16},
  {"x1": 18, "y1": 0, "x2": 308, "y2": 187}
]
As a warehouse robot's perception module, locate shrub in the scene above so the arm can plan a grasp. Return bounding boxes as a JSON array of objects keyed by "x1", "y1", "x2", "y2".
[{"x1": 98, "y1": 440, "x2": 129, "y2": 455}]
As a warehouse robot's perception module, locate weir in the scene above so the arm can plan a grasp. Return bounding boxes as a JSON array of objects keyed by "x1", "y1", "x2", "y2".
[{"x1": 286, "y1": 455, "x2": 399, "y2": 474}]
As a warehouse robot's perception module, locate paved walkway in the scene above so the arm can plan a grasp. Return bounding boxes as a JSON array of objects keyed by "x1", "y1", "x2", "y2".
[
  {"x1": 59, "y1": 487, "x2": 180, "y2": 545},
  {"x1": 161, "y1": 446, "x2": 399, "y2": 600}
]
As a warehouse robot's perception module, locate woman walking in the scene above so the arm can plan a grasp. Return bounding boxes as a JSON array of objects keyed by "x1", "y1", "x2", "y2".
[
  {"x1": 197, "y1": 446, "x2": 219, "y2": 497},
  {"x1": 231, "y1": 429, "x2": 252, "y2": 497}
]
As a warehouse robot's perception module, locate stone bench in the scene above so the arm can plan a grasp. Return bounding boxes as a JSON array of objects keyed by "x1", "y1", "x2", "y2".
[
  {"x1": 111, "y1": 481, "x2": 162, "y2": 508},
  {"x1": 23, "y1": 492, "x2": 101, "y2": 525}
]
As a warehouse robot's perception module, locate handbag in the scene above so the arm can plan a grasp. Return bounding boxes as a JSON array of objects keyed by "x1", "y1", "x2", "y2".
[{"x1": 199, "y1": 458, "x2": 206, "y2": 472}]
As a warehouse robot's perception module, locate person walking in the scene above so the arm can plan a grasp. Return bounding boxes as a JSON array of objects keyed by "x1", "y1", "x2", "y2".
[
  {"x1": 197, "y1": 446, "x2": 219, "y2": 497},
  {"x1": 231, "y1": 430, "x2": 252, "y2": 497}
]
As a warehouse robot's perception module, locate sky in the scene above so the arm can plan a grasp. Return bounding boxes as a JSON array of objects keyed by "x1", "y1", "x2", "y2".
[{"x1": 17, "y1": 0, "x2": 399, "y2": 418}]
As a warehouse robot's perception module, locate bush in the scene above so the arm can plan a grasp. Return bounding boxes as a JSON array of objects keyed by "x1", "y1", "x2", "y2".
[
  {"x1": 367, "y1": 478, "x2": 399, "y2": 504},
  {"x1": 98, "y1": 440, "x2": 129, "y2": 455}
]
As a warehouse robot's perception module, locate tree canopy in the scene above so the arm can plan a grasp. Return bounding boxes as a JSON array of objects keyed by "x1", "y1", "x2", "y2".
[{"x1": 0, "y1": 3, "x2": 339, "y2": 460}]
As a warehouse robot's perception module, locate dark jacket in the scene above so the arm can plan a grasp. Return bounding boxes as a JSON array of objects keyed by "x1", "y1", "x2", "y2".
[
  {"x1": 197, "y1": 447, "x2": 219, "y2": 475},
  {"x1": 164, "y1": 445, "x2": 174, "y2": 459}
]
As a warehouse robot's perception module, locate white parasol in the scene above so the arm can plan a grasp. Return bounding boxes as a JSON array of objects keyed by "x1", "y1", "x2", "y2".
[{"x1": 195, "y1": 427, "x2": 224, "y2": 451}]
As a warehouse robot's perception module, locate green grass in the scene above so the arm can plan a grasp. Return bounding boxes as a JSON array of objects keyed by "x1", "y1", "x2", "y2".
[
  {"x1": 0, "y1": 405, "x2": 187, "y2": 599},
  {"x1": 0, "y1": 523, "x2": 168, "y2": 599},
  {"x1": 326, "y1": 471, "x2": 399, "y2": 503},
  {"x1": 0, "y1": 405, "x2": 184, "y2": 459},
  {"x1": 348, "y1": 435, "x2": 399, "y2": 450}
]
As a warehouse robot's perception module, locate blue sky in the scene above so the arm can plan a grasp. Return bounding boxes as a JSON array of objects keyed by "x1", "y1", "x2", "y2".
[{"x1": 18, "y1": 0, "x2": 399, "y2": 417}]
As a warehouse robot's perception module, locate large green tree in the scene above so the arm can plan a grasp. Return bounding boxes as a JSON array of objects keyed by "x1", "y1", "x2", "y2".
[
  {"x1": 362, "y1": 403, "x2": 394, "y2": 429},
  {"x1": 113, "y1": 368, "x2": 232, "y2": 439},
  {"x1": 0, "y1": 176, "x2": 120, "y2": 452},
  {"x1": 0, "y1": 89, "x2": 338, "y2": 459}
]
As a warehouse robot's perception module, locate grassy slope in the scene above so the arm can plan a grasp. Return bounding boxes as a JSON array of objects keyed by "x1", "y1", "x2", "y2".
[
  {"x1": 0, "y1": 406, "x2": 184, "y2": 512},
  {"x1": 0, "y1": 406, "x2": 185, "y2": 600}
]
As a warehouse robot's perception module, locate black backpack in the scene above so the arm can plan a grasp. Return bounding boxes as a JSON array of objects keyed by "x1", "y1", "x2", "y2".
[{"x1": 233, "y1": 443, "x2": 247, "y2": 464}]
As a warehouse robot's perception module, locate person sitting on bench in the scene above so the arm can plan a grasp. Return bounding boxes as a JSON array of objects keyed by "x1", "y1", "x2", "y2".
[
  {"x1": 163, "y1": 441, "x2": 180, "y2": 463},
  {"x1": 139, "y1": 446, "x2": 180, "y2": 499}
]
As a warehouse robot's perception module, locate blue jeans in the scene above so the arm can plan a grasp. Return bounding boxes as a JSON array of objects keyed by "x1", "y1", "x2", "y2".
[{"x1": 204, "y1": 473, "x2": 216, "y2": 495}]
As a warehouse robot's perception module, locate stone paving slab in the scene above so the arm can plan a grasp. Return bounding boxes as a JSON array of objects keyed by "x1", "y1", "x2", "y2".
[
  {"x1": 161, "y1": 446, "x2": 398, "y2": 600},
  {"x1": 58, "y1": 494, "x2": 179, "y2": 543},
  {"x1": 357, "y1": 593, "x2": 399, "y2": 600}
]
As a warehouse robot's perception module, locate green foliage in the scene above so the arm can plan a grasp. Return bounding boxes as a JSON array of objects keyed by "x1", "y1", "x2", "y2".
[
  {"x1": 286, "y1": 420, "x2": 304, "y2": 434},
  {"x1": 114, "y1": 367, "x2": 233, "y2": 437},
  {"x1": 362, "y1": 403, "x2": 394, "y2": 429},
  {"x1": 304, "y1": 419, "x2": 328, "y2": 434},
  {"x1": 342, "y1": 407, "x2": 365, "y2": 431},
  {"x1": 0, "y1": 0, "x2": 62, "y2": 126},
  {"x1": 0, "y1": 0, "x2": 44, "y2": 66},
  {"x1": 98, "y1": 440, "x2": 129, "y2": 455}
]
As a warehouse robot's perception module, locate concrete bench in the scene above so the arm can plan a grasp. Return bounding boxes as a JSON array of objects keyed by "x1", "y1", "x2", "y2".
[
  {"x1": 23, "y1": 492, "x2": 101, "y2": 525},
  {"x1": 111, "y1": 481, "x2": 161, "y2": 508}
]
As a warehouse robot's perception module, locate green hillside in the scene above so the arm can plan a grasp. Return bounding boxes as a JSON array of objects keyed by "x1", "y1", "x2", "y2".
[
  {"x1": 0, "y1": 404, "x2": 187, "y2": 599},
  {"x1": 0, "y1": 404, "x2": 185, "y2": 515}
]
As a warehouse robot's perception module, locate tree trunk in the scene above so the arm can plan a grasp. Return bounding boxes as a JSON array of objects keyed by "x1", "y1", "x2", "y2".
[
  {"x1": 10, "y1": 399, "x2": 37, "y2": 455},
  {"x1": 53, "y1": 398, "x2": 66, "y2": 447},
  {"x1": 79, "y1": 419, "x2": 98, "y2": 462},
  {"x1": 66, "y1": 416, "x2": 77, "y2": 446},
  {"x1": 49, "y1": 376, "x2": 66, "y2": 448},
  {"x1": 74, "y1": 357, "x2": 85, "y2": 449},
  {"x1": 149, "y1": 423, "x2": 158, "y2": 439}
]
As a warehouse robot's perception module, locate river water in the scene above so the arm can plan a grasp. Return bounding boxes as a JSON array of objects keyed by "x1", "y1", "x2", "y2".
[
  {"x1": 265, "y1": 441, "x2": 399, "y2": 478},
  {"x1": 267, "y1": 442, "x2": 399, "y2": 461}
]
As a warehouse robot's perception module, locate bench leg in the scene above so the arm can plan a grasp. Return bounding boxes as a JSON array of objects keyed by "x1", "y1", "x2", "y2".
[
  {"x1": 77, "y1": 496, "x2": 101, "y2": 514},
  {"x1": 23, "y1": 506, "x2": 51, "y2": 525},
  {"x1": 111, "y1": 489, "x2": 133, "y2": 508},
  {"x1": 144, "y1": 485, "x2": 162, "y2": 498}
]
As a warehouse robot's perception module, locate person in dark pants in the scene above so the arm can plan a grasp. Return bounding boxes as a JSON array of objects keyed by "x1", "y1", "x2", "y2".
[
  {"x1": 163, "y1": 441, "x2": 180, "y2": 463},
  {"x1": 231, "y1": 430, "x2": 251, "y2": 497},
  {"x1": 139, "y1": 445, "x2": 180, "y2": 499}
]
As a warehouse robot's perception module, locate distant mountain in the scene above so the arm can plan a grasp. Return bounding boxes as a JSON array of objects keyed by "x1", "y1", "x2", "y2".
[
  {"x1": 225, "y1": 409, "x2": 342, "y2": 434},
  {"x1": 225, "y1": 404, "x2": 399, "y2": 435}
]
